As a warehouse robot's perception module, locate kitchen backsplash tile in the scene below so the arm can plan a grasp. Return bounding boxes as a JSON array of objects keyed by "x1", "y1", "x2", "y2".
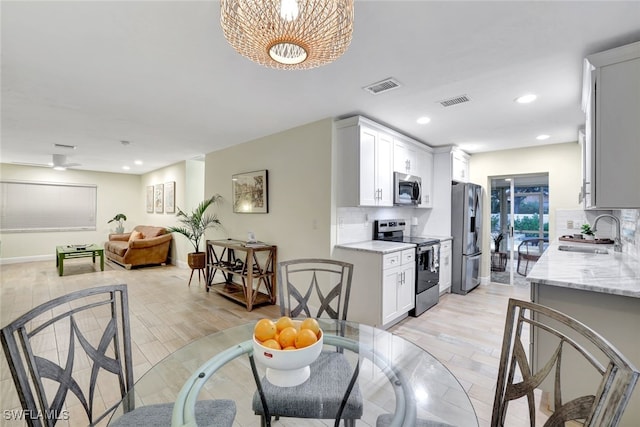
[
  {"x1": 556, "y1": 208, "x2": 639, "y2": 258},
  {"x1": 336, "y1": 206, "x2": 417, "y2": 244}
]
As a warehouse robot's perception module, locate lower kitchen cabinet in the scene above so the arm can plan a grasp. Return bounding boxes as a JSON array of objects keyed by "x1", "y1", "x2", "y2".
[
  {"x1": 382, "y1": 250, "x2": 415, "y2": 325},
  {"x1": 333, "y1": 246, "x2": 416, "y2": 329},
  {"x1": 439, "y1": 239, "x2": 452, "y2": 294}
]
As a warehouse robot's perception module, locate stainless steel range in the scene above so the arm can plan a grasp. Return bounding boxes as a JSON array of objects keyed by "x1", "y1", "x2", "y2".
[{"x1": 374, "y1": 219, "x2": 440, "y2": 316}]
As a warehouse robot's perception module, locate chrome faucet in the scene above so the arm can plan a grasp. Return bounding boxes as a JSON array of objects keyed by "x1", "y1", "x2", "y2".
[{"x1": 591, "y1": 214, "x2": 622, "y2": 252}]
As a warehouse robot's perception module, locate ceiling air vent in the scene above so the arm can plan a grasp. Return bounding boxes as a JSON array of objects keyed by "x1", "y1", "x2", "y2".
[
  {"x1": 439, "y1": 94, "x2": 471, "y2": 107},
  {"x1": 363, "y1": 78, "x2": 402, "y2": 95},
  {"x1": 53, "y1": 143, "x2": 77, "y2": 150}
]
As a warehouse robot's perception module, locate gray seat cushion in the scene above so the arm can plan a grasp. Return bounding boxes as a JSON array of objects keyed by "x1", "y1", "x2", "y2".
[
  {"x1": 376, "y1": 414, "x2": 456, "y2": 427},
  {"x1": 252, "y1": 351, "x2": 363, "y2": 419},
  {"x1": 110, "y1": 399, "x2": 235, "y2": 427}
]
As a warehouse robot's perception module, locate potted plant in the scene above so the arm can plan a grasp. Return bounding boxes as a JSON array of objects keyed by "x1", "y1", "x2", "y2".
[
  {"x1": 166, "y1": 195, "x2": 223, "y2": 271},
  {"x1": 491, "y1": 232, "x2": 507, "y2": 272},
  {"x1": 581, "y1": 224, "x2": 595, "y2": 240},
  {"x1": 108, "y1": 213, "x2": 127, "y2": 234}
]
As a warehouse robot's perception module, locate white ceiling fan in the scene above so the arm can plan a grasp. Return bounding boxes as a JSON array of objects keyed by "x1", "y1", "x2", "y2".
[
  {"x1": 51, "y1": 154, "x2": 81, "y2": 170},
  {"x1": 11, "y1": 153, "x2": 81, "y2": 170}
]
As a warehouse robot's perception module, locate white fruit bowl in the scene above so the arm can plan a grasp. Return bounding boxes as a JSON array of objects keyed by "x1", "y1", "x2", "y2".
[{"x1": 252, "y1": 326, "x2": 323, "y2": 387}]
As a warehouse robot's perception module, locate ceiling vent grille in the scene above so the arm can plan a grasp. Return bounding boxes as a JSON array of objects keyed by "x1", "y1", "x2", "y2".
[
  {"x1": 439, "y1": 94, "x2": 471, "y2": 107},
  {"x1": 363, "y1": 78, "x2": 401, "y2": 95},
  {"x1": 53, "y1": 143, "x2": 77, "y2": 150}
]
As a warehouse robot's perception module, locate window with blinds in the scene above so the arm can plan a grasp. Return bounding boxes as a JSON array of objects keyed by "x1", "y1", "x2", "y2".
[{"x1": 0, "y1": 181, "x2": 97, "y2": 232}]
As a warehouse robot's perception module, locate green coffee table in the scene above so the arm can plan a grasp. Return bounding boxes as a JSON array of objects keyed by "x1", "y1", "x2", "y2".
[{"x1": 56, "y1": 244, "x2": 104, "y2": 276}]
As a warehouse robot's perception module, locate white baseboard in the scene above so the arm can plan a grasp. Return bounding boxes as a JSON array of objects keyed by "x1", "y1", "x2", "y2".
[{"x1": 0, "y1": 255, "x2": 54, "y2": 265}]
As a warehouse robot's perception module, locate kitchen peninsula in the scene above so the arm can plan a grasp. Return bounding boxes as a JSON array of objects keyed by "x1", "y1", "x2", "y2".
[{"x1": 526, "y1": 241, "x2": 640, "y2": 426}]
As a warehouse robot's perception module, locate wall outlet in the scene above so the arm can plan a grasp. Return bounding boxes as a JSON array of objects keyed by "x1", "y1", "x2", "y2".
[{"x1": 567, "y1": 220, "x2": 574, "y2": 229}]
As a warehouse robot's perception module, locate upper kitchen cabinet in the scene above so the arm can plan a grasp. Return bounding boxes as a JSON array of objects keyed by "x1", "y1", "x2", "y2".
[
  {"x1": 336, "y1": 116, "x2": 394, "y2": 207},
  {"x1": 394, "y1": 135, "x2": 434, "y2": 208},
  {"x1": 416, "y1": 147, "x2": 433, "y2": 208},
  {"x1": 451, "y1": 149, "x2": 470, "y2": 183},
  {"x1": 393, "y1": 137, "x2": 419, "y2": 175},
  {"x1": 434, "y1": 147, "x2": 471, "y2": 184},
  {"x1": 582, "y1": 41, "x2": 640, "y2": 209}
]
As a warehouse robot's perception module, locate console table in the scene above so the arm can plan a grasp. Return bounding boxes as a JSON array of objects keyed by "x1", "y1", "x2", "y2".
[{"x1": 205, "y1": 239, "x2": 277, "y2": 311}]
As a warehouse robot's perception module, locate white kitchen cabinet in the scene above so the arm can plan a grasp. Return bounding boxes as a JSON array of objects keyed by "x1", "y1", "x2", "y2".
[
  {"x1": 416, "y1": 148, "x2": 433, "y2": 208},
  {"x1": 451, "y1": 149, "x2": 470, "y2": 183},
  {"x1": 393, "y1": 137, "x2": 418, "y2": 175},
  {"x1": 382, "y1": 249, "x2": 415, "y2": 325},
  {"x1": 582, "y1": 41, "x2": 640, "y2": 208},
  {"x1": 333, "y1": 245, "x2": 416, "y2": 329},
  {"x1": 336, "y1": 116, "x2": 394, "y2": 207},
  {"x1": 394, "y1": 135, "x2": 434, "y2": 208},
  {"x1": 438, "y1": 239, "x2": 452, "y2": 294}
]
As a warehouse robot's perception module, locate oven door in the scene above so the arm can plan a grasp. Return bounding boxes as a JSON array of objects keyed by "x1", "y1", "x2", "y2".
[
  {"x1": 416, "y1": 243, "x2": 440, "y2": 293},
  {"x1": 394, "y1": 172, "x2": 421, "y2": 205}
]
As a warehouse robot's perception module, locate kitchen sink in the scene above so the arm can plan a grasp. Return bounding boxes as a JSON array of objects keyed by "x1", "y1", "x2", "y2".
[{"x1": 557, "y1": 245, "x2": 609, "y2": 254}]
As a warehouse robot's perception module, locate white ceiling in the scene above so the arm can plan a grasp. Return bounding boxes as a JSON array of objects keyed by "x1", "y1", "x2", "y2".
[{"x1": 2, "y1": 1, "x2": 640, "y2": 175}]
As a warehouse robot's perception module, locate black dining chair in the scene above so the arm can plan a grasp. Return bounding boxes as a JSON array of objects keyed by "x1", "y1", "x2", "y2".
[
  {"x1": 1, "y1": 284, "x2": 235, "y2": 427},
  {"x1": 516, "y1": 237, "x2": 548, "y2": 276},
  {"x1": 251, "y1": 258, "x2": 363, "y2": 427},
  {"x1": 492, "y1": 298, "x2": 639, "y2": 426}
]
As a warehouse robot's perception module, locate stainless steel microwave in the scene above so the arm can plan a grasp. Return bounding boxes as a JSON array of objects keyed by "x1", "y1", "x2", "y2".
[{"x1": 394, "y1": 172, "x2": 422, "y2": 205}]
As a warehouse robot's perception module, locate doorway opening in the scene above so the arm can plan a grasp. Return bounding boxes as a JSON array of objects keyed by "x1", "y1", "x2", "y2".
[{"x1": 490, "y1": 174, "x2": 549, "y2": 285}]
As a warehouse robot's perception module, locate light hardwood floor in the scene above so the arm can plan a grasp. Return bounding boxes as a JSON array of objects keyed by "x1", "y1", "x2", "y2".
[{"x1": 0, "y1": 259, "x2": 547, "y2": 426}]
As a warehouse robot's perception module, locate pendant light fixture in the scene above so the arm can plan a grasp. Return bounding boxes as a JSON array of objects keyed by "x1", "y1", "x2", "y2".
[{"x1": 220, "y1": 0, "x2": 354, "y2": 70}]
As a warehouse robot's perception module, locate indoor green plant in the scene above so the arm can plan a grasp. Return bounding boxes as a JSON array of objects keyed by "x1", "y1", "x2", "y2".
[
  {"x1": 108, "y1": 213, "x2": 127, "y2": 234},
  {"x1": 166, "y1": 195, "x2": 223, "y2": 270},
  {"x1": 581, "y1": 223, "x2": 595, "y2": 240}
]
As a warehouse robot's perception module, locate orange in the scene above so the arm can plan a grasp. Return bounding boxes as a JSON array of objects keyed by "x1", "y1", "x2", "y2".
[
  {"x1": 283, "y1": 346, "x2": 297, "y2": 351},
  {"x1": 254, "y1": 318, "x2": 277, "y2": 342},
  {"x1": 295, "y1": 328, "x2": 318, "y2": 349},
  {"x1": 300, "y1": 318, "x2": 321, "y2": 338},
  {"x1": 276, "y1": 316, "x2": 295, "y2": 332},
  {"x1": 278, "y1": 326, "x2": 298, "y2": 348},
  {"x1": 262, "y1": 339, "x2": 281, "y2": 350}
]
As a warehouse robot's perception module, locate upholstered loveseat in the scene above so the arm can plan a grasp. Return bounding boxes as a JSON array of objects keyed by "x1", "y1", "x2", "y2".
[{"x1": 104, "y1": 225, "x2": 172, "y2": 269}]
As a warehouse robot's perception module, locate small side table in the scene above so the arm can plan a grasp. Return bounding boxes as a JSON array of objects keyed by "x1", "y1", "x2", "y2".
[{"x1": 56, "y1": 245, "x2": 104, "y2": 276}]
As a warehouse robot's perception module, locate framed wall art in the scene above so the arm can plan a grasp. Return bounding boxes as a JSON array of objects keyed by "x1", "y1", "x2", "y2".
[
  {"x1": 164, "y1": 181, "x2": 175, "y2": 214},
  {"x1": 146, "y1": 186, "x2": 154, "y2": 213},
  {"x1": 154, "y1": 184, "x2": 164, "y2": 213},
  {"x1": 232, "y1": 169, "x2": 268, "y2": 213}
]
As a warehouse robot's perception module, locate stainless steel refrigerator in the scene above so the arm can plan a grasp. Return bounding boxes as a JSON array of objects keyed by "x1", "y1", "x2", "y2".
[{"x1": 451, "y1": 182, "x2": 483, "y2": 295}]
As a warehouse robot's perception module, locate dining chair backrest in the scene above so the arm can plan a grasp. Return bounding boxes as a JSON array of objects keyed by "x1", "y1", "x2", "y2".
[
  {"x1": 516, "y1": 237, "x2": 548, "y2": 276},
  {"x1": 492, "y1": 298, "x2": 639, "y2": 427},
  {"x1": 1, "y1": 284, "x2": 134, "y2": 427},
  {"x1": 277, "y1": 258, "x2": 353, "y2": 321}
]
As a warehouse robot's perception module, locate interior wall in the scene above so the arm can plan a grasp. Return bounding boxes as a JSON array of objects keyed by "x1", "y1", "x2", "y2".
[
  {"x1": 140, "y1": 161, "x2": 188, "y2": 265},
  {"x1": 0, "y1": 164, "x2": 141, "y2": 261},
  {"x1": 470, "y1": 142, "x2": 582, "y2": 279},
  {"x1": 204, "y1": 118, "x2": 334, "y2": 263}
]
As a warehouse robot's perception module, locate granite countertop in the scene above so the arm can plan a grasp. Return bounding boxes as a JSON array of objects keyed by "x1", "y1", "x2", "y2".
[
  {"x1": 334, "y1": 240, "x2": 416, "y2": 254},
  {"x1": 526, "y1": 240, "x2": 640, "y2": 298}
]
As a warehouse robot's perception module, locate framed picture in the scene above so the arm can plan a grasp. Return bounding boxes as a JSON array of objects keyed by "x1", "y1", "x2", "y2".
[
  {"x1": 146, "y1": 186, "x2": 154, "y2": 213},
  {"x1": 232, "y1": 170, "x2": 268, "y2": 213},
  {"x1": 164, "y1": 181, "x2": 175, "y2": 214},
  {"x1": 154, "y1": 184, "x2": 164, "y2": 213}
]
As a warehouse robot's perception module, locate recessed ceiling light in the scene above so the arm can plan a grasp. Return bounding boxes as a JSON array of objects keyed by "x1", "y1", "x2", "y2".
[
  {"x1": 122, "y1": 165, "x2": 130, "y2": 170},
  {"x1": 416, "y1": 116, "x2": 431, "y2": 125},
  {"x1": 134, "y1": 160, "x2": 143, "y2": 165},
  {"x1": 536, "y1": 134, "x2": 550, "y2": 140},
  {"x1": 515, "y1": 94, "x2": 537, "y2": 104}
]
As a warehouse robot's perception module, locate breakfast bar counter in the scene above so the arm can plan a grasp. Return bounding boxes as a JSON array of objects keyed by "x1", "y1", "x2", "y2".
[
  {"x1": 526, "y1": 240, "x2": 640, "y2": 297},
  {"x1": 526, "y1": 240, "x2": 640, "y2": 426}
]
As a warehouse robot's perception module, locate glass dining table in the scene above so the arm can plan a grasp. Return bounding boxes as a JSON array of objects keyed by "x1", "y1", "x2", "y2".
[{"x1": 108, "y1": 320, "x2": 478, "y2": 427}]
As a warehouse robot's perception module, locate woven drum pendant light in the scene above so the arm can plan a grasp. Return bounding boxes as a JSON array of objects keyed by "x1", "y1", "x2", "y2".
[{"x1": 220, "y1": 0, "x2": 354, "y2": 70}]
